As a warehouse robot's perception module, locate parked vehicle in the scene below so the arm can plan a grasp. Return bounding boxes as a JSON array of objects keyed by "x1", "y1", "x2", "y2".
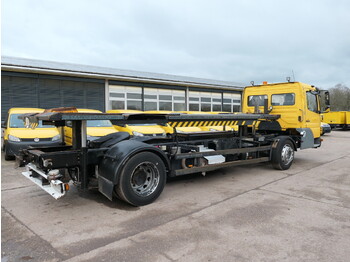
[
  {"x1": 322, "y1": 111, "x2": 350, "y2": 129},
  {"x1": 63, "y1": 109, "x2": 117, "y2": 145},
  {"x1": 107, "y1": 110, "x2": 166, "y2": 137},
  {"x1": 18, "y1": 82, "x2": 330, "y2": 206},
  {"x1": 321, "y1": 122, "x2": 331, "y2": 135},
  {"x1": 2, "y1": 108, "x2": 61, "y2": 160}
]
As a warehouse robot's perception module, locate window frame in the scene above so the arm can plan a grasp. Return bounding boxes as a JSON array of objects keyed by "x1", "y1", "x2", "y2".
[
  {"x1": 247, "y1": 95, "x2": 268, "y2": 107},
  {"x1": 271, "y1": 93, "x2": 296, "y2": 106},
  {"x1": 306, "y1": 91, "x2": 319, "y2": 113}
]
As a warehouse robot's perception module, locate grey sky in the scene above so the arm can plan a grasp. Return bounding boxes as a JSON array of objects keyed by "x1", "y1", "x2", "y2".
[{"x1": 2, "y1": 0, "x2": 350, "y2": 88}]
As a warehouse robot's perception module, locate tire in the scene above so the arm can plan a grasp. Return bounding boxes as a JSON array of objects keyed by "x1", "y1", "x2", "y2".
[
  {"x1": 271, "y1": 137, "x2": 295, "y2": 170},
  {"x1": 4, "y1": 145, "x2": 15, "y2": 161},
  {"x1": 116, "y1": 152, "x2": 166, "y2": 206}
]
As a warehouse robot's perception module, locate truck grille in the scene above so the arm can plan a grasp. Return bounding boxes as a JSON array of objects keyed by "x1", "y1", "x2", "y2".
[{"x1": 21, "y1": 138, "x2": 52, "y2": 142}]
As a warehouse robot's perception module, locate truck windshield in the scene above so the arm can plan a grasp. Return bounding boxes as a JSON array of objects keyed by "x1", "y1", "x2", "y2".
[
  {"x1": 87, "y1": 120, "x2": 113, "y2": 127},
  {"x1": 248, "y1": 95, "x2": 267, "y2": 106},
  {"x1": 9, "y1": 114, "x2": 54, "y2": 128}
]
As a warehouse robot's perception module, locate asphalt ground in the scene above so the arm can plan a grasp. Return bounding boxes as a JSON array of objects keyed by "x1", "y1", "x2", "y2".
[{"x1": 2, "y1": 130, "x2": 350, "y2": 262}]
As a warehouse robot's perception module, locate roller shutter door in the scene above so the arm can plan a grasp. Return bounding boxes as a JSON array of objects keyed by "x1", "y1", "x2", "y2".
[
  {"x1": 1, "y1": 75, "x2": 39, "y2": 119},
  {"x1": 1, "y1": 72, "x2": 105, "y2": 119}
]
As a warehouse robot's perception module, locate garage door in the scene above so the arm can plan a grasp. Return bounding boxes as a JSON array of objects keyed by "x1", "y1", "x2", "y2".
[{"x1": 1, "y1": 72, "x2": 105, "y2": 119}]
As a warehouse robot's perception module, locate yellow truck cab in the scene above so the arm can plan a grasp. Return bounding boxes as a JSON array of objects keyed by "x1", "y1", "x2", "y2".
[
  {"x1": 242, "y1": 82, "x2": 327, "y2": 147},
  {"x1": 64, "y1": 109, "x2": 117, "y2": 145},
  {"x1": 106, "y1": 110, "x2": 166, "y2": 137},
  {"x1": 2, "y1": 108, "x2": 61, "y2": 160}
]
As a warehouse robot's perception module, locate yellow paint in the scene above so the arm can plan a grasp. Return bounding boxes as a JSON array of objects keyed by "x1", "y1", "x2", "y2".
[
  {"x1": 322, "y1": 111, "x2": 348, "y2": 125},
  {"x1": 107, "y1": 110, "x2": 166, "y2": 136},
  {"x1": 242, "y1": 82, "x2": 322, "y2": 138},
  {"x1": 3, "y1": 108, "x2": 60, "y2": 142},
  {"x1": 64, "y1": 109, "x2": 117, "y2": 145}
]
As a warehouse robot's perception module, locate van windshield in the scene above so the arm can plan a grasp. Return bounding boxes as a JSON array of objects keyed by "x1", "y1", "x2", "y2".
[
  {"x1": 9, "y1": 114, "x2": 55, "y2": 128},
  {"x1": 87, "y1": 120, "x2": 113, "y2": 127},
  {"x1": 128, "y1": 124, "x2": 158, "y2": 126}
]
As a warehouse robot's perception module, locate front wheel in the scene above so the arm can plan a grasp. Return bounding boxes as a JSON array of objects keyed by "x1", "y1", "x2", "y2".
[
  {"x1": 271, "y1": 137, "x2": 295, "y2": 170},
  {"x1": 116, "y1": 152, "x2": 166, "y2": 206},
  {"x1": 3, "y1": 145, "x2": 15, "y2": 161}
]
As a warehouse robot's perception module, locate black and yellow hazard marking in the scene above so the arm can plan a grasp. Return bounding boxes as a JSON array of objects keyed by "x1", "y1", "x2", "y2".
[{"x1": 166, "y1": 113, "x2": 278, "y2": 128}]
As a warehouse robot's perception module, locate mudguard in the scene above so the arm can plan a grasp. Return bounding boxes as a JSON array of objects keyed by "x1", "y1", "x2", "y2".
[
  {"x1": 296, "y1": 128, "x2": 314, "y2": 149},
  {"x1": 97, "y1": 139, "x2": 169, "y2": 200}
]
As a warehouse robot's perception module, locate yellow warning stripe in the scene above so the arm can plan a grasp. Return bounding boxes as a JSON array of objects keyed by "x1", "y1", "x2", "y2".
[{"x1": 169, "y1": 119, "x2": 263, "y2": 127}]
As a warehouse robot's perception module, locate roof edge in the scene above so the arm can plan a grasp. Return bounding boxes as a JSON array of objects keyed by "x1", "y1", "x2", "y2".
[{"x1": 1, "y1": 56, "x2": 244, "y2": 90}]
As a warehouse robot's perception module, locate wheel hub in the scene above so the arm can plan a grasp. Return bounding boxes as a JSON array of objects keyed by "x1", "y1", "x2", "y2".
[
  {"x1": 130, "y1": 162, "x2": 160, "y2": 197},
  {"x1": 281, "y1": 144, "x2": 294, "y2": 165}
]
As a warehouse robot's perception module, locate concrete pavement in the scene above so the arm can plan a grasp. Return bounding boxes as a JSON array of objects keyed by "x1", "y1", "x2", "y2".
[{"x1": 2, "y1": 131, "x2": 350, "y2": 262}]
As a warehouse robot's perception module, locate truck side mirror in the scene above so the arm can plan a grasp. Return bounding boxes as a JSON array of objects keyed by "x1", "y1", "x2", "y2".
[
  {"x1": 1, "y1": 122, "x2": 6, "y2": 128},
  {"x1": 320, "y1": 90, "x2": 330, "y2": 113}
]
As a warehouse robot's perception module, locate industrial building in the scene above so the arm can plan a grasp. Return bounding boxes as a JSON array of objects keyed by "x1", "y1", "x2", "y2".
[{"x1": 1, "y1": 56, "x2": 244, "y2": 119}]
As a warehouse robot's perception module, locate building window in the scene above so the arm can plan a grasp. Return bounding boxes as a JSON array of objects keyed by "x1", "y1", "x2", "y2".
[
  {"x1": 143, "y1": 88, "x2": 185, "y2": 111},
  {"x1": 189, "y1": 91, "x2": 200, "y2": 111},
  {"x1": 173, "y1": 90, "x2": 186, "y2": 111},
  {"x1": 109, "y1": 85, "x2": 142, "y2": 110},
  {"x1": 212, "y1": 93, "x2": 222, "y2": 112},
  {"x1": 189, "y1": 91, "x2": 223, "y2": 112},
  {"x1": 109, "y1": 84, "x2": 241, "y2": 113},
  {"x1": 223, "y1": 93, "x2": 241, "y2": 112}
]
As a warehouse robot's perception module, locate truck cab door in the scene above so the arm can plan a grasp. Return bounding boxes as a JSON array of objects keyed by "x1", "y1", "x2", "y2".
[{"x1": 305, "y1": 91, "x2": 321, "y2": 139}]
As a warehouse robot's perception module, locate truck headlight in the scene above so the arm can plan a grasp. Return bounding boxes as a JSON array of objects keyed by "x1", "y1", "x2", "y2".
[
  {"x1": 132, "y1": 131, "x2": 144, "y2": 137},
  {"x1": 8, "y1": 135, "x2": 21, "y2": 142},
  {"x1": 51, "y1": 134, "x2": 61, "y2": 141}
]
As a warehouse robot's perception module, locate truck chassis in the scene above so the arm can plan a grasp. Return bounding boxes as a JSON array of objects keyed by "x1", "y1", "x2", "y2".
[{"x1": 19, "y1": 111, "x2": 304, "y2": 206}]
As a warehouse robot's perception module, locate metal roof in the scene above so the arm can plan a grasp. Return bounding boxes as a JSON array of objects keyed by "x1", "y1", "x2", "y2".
[{"x1": 1, "y1": 56, "x2": 244, "y2": 91}]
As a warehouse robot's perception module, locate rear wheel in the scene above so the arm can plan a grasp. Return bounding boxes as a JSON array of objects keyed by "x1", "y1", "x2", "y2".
[
  {"x1": 271, "y1": 137, "x2": 295, "y2": 170},
  {"x1": 116, "y1": 152, "x2": 166, "y2": 206}
]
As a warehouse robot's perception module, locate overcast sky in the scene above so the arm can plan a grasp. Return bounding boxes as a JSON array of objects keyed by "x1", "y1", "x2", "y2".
[{"x1": 2, "y1": 0, "x2": 350, "y2": 88}]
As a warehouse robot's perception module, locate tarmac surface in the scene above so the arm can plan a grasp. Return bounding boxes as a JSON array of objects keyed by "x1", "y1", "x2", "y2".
[{"x1": 2, "y1": 130, "x2": 350, "y2": 262}]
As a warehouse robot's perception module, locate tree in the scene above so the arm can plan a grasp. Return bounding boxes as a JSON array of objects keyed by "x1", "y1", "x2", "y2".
[{"x1": 329, "y1": 84, "x2": 350, "y2": 111}]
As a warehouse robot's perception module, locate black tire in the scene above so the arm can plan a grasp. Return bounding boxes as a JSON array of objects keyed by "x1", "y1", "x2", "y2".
[
  {"x1": 271, "y1": 137, "x2": 295, "y2": 170},
  {"x1": 4, "y1": 145, "x2": 15, "y2": 161},
  {"x1": 116, "y1": 152, "x2": 166, "y2": 206}
]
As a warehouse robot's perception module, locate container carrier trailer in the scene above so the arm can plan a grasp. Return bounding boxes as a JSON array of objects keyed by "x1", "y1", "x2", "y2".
[{"x1": 17, "y1": 82, "x2": 329, "y2": 206}]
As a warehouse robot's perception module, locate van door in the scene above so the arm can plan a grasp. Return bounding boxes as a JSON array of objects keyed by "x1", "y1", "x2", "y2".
[{"x1": 305, "y1": 91, "x2": 321, "y2": 139}]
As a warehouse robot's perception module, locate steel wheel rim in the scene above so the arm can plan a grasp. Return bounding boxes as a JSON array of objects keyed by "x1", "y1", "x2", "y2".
[
  {"x1": 130, "y1": 162, "x2": 160, "y2": 197},
  {"x1": 281, "y1": 144, "x2": 294, "y2": 165}
]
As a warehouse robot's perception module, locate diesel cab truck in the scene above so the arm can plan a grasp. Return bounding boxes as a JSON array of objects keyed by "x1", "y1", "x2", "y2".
[{"x1": 18, "y1": 82, "x2": 329, "y2": 206}]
